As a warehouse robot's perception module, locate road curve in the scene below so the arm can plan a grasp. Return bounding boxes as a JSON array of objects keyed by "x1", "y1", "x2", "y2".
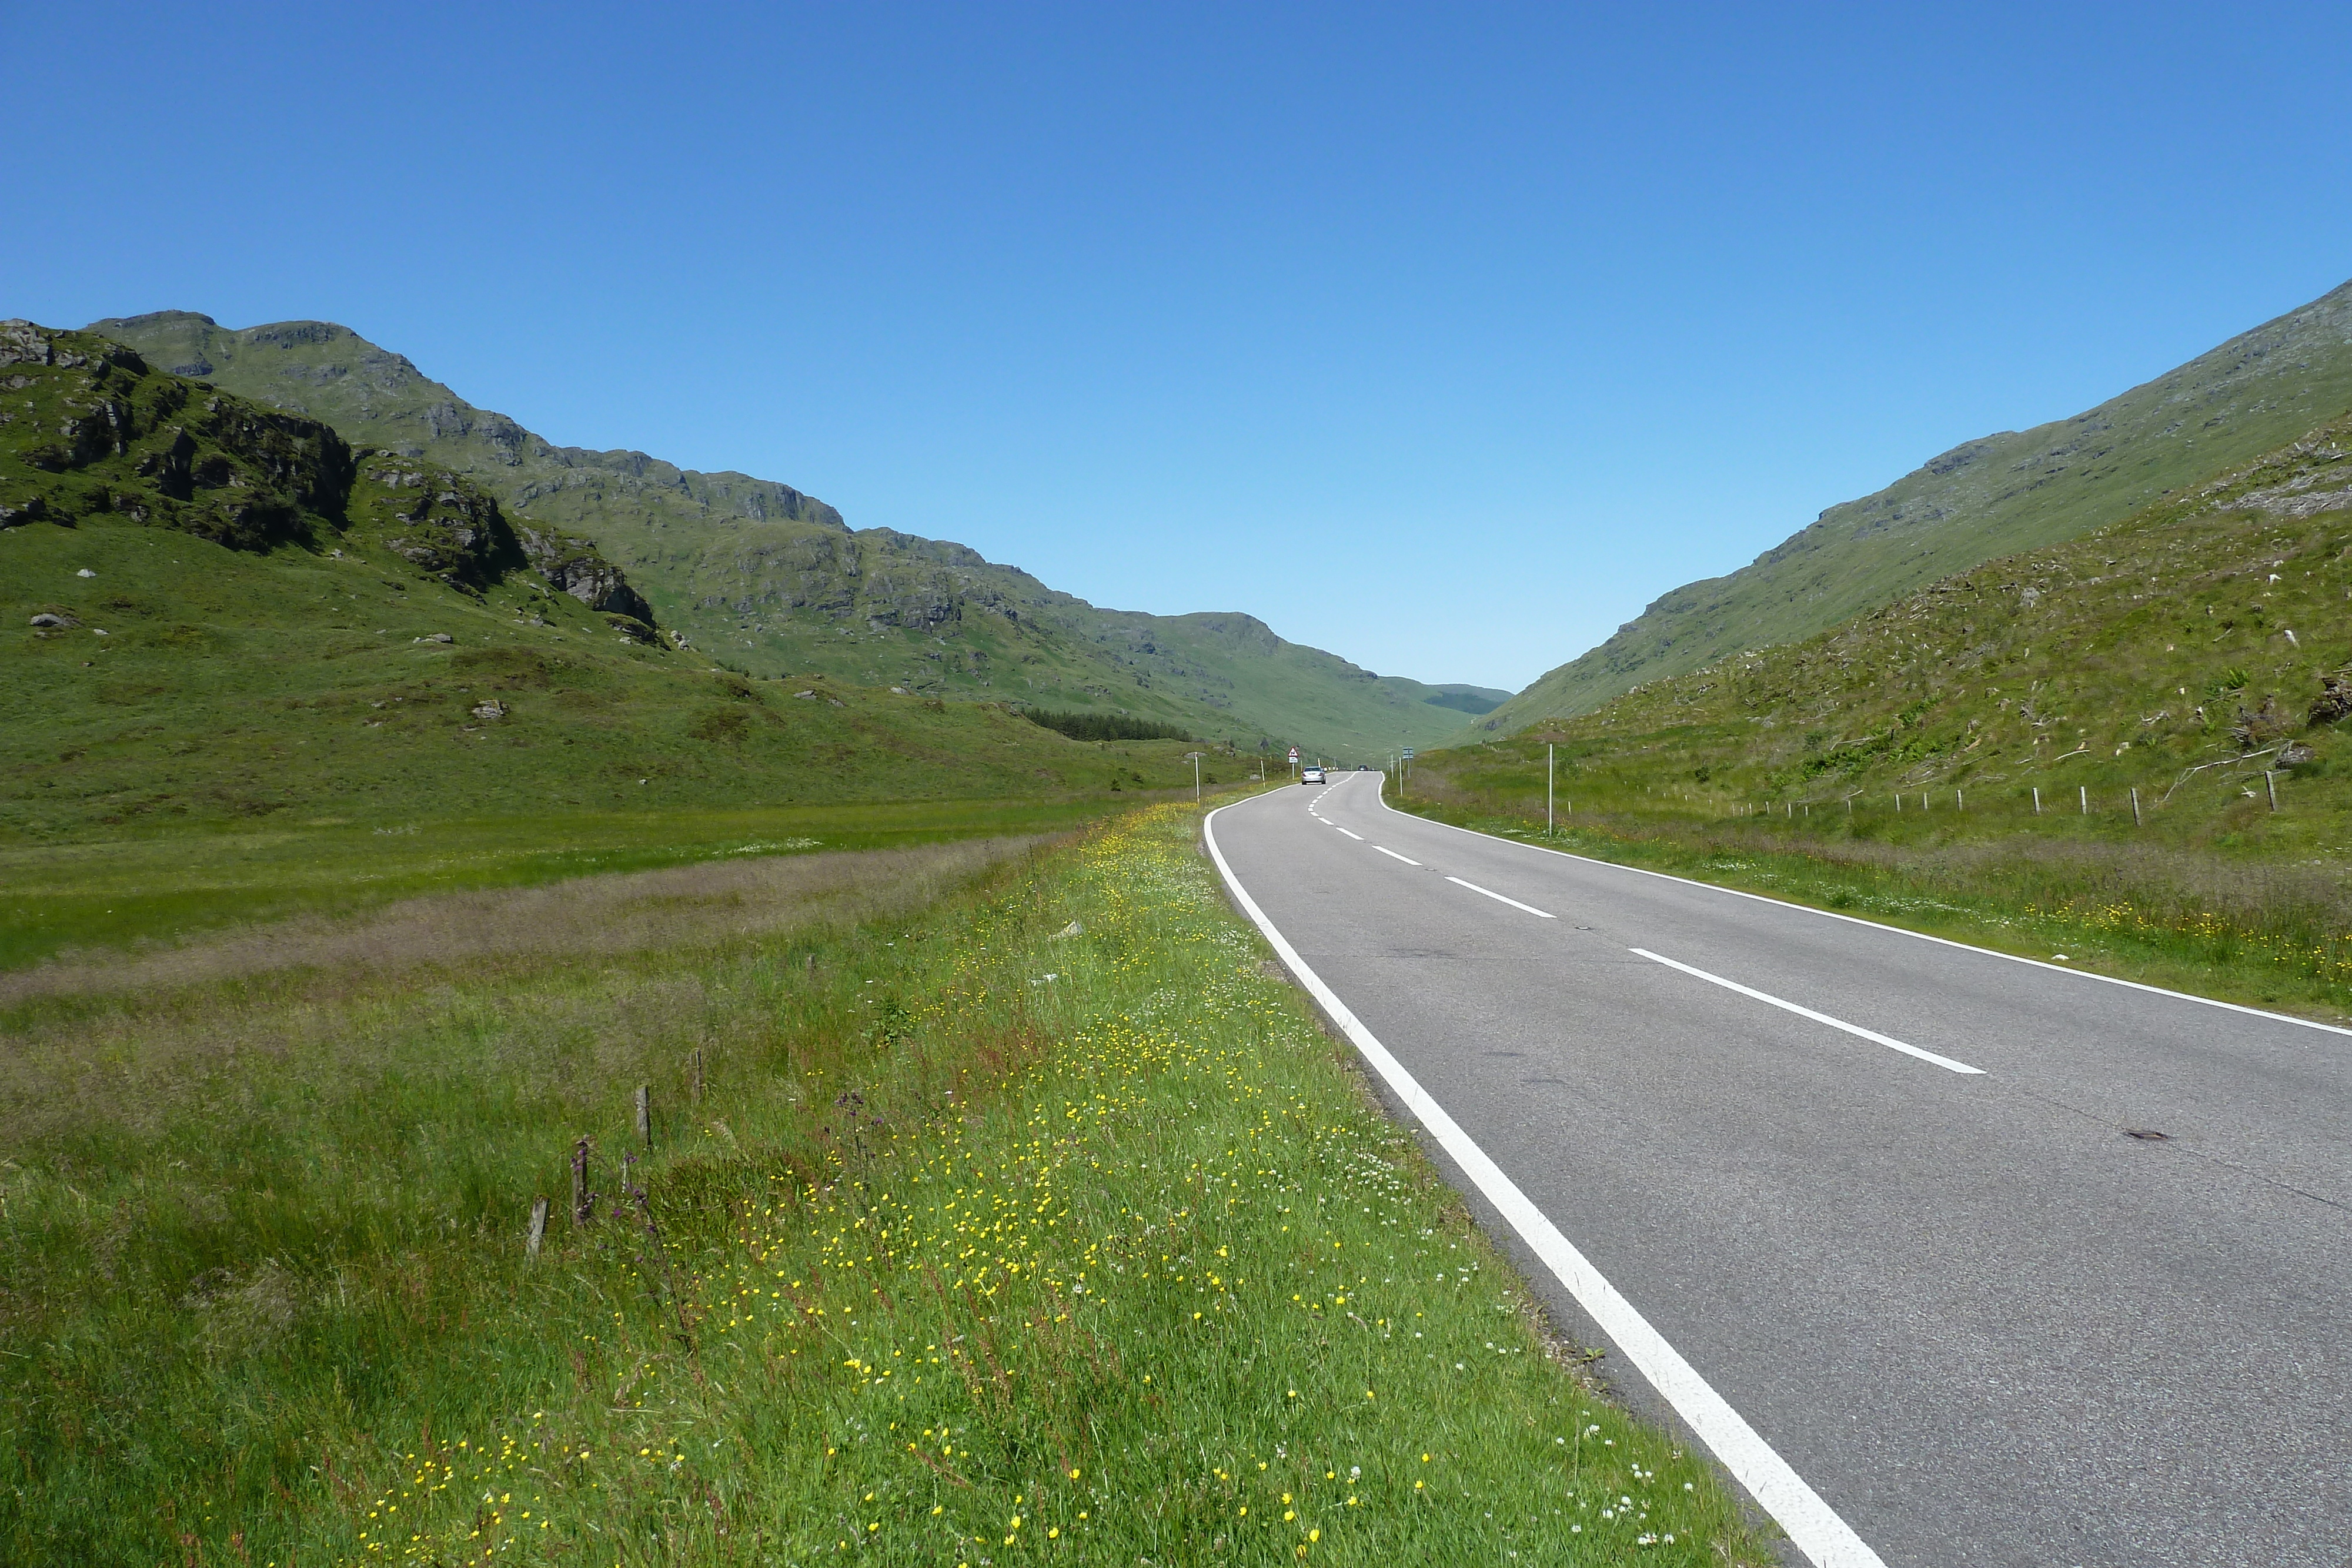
[{"x1": 1205, "y1": 770, "x2": 2350, "y2": 1568}]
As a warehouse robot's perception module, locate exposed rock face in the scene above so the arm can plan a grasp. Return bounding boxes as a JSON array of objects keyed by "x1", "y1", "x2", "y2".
[
  {"x1": 366, "y1": 459, "x2": 521, "y2": 589},
  {"x1": 0, "y1": 320, "x2": 354, "y2": 551},
  {"x1": 516, "y1": 522, "x2": 655, "y2": 624}
]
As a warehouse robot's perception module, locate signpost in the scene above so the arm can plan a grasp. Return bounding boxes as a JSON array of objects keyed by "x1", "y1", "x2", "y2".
[
  {"x1": 1288, "y1": 745, "x2": 1299, "y2": 781},
  {"x1": 1401, "y1": 747, "x2": 1413, "y2": 800}
]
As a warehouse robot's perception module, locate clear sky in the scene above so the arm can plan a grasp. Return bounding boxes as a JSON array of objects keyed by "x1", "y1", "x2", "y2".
[{"x1": 7, "y1": 3, "x2": 2348, "y2": 691}]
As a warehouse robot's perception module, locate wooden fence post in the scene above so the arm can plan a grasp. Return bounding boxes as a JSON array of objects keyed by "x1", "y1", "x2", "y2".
[
  {"x1": 571, "y1": 1136, "x2": 596, "y2": 1226},
  {"x1": 527, "y1": 1196, "x2": 548, "y2": 1257},
  {"x1": 2131, "y1": 787, "x2": 2142, "y2": 826},
  {"x1": 636, "y1": 1084, "x2": 653, "y2": 1150},
  {"x1": 691, "y1": 1048, "x2": 706, "y2": 1105},
  {"x1": 2266, "y1": 771, "x2": 2278, "y2": 811},
  {"x1": 2033, "y1": 787, "x2": 2042, "y2": 815}
]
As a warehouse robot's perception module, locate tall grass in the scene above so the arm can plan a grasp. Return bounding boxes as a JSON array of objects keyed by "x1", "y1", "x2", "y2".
[
  {"x1": 1, "y1": 806, "x2": 1765, "y2": 1564},
  {"x1": 1400, "y1": 765, "x2": 2352, "y2": 1014}
]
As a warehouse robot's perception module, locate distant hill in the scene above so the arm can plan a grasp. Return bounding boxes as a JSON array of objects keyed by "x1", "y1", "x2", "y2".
[
  {"x1": 1481, "y1": 278, "x2": 2352, "y2": 733},
  {"x1": 1419, "y1": 409, "x2": 2352, "y2": 819},
  {"x1": 90, "y1": 312, "x2": 1482, "y2": 760},
  {"x1": 0, "y1": 321, "x2": 1220, "y2": 837}
]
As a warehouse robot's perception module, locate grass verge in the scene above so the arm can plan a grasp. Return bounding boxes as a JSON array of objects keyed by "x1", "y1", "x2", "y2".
[
  {"x1": 1392, "y1": 787, "x2": 2352, "y2": 1024},
  {"x1": 2, "y1": 803, "x2": 1768, "y2": 1564}
]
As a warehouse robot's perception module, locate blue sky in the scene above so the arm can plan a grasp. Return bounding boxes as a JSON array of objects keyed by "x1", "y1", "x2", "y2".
[{"x1": 8, "y1": 3, "x2": 2348, "y2": 690}]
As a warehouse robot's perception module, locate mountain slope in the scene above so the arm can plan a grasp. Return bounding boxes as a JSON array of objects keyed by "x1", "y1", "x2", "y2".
[
  {"x1": 1, "y1": 321, "x2": 1216, "y2": 839},
  {"x1": 1482, "y1": 277, "x2": 2352, "y2": 733},
  {"x1": 1423, "y1": 409, "x2": 2352, "y2": 820},
  {"x1": 90, "y1": 312, "x2": 1494, "y2": 758}
]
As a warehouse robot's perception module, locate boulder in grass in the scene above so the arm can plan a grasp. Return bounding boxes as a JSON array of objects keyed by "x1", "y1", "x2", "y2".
[{"x1": 29, "y1": 611, "x2": 79, "y2": 628}]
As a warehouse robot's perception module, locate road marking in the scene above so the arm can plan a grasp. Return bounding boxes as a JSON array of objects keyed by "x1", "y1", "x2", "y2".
[
  {"x1": 1631, "y1": 948, "x2": 1985, "y2": 1075},
  {"x1": 1369, "y1": 783, "x2": 2352, "y2": 1041},
  {"x1": 1335, "y1": 827, "x2": 1364, "y2": 840},
  {"x1": 1373, "y1": 846, "x2": 1421, "y2": 865},
  {"x1": 1204, "y1": 800, "x2": 1887, "y2": 1568},
  {"x1": 1445, "y1": 875, "x2": 1555, "y2": 918}
]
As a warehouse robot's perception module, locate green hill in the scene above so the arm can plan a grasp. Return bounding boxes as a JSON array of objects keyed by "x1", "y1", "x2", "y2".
[
  {"x1": 1481, "y1": 276, "x2": 2352, "y2": 733},
  {"x1": 89, "y1": 311, "x2": 1493, "y2": 759},
  {"x1": 0, "y1": 320, "x2": 1225, "y2": 845},
  {"x1": 1421, "y1": 409, "x2": 2352, "y2": 826}
]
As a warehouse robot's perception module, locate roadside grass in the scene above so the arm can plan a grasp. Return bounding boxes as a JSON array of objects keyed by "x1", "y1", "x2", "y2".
[
  {"x1": 1391, "y1": 783, "x2": 2352, "y2": 1021},
  {"x1": 0, "y1": 797, "x2": 1164, "y2": 972},
  {"x1": 1, "y1": 803, "x2": 1766, "y2": 1566}
]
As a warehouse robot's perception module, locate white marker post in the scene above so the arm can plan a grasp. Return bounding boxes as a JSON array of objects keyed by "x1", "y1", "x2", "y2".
[{"x1": 1547, "y1": 743, "x2": 1555, "y2": 837}]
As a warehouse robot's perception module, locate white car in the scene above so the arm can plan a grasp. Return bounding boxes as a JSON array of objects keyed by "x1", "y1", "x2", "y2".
[{"x1": 1301, "y1": 767, "x2": 1326, "y2": 784}]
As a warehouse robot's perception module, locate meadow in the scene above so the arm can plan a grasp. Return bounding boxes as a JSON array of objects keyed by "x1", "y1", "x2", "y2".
[
  {"x1": 1, "y1": 800, "x2": 1767, "y2": 1566},
  {"x1": 0, "y1": 796, "x2": 1174, "y2": 972}
]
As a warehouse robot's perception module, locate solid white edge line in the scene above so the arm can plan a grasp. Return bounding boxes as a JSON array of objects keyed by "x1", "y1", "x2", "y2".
[
  {"x1": 1373, "y1": 846, "x2": 1421, "y2": 865},
  {"x1": 1632, "y1": 948, "x2": 1984, "y2": 1075},
  {"x1": 1202, "y1": 793, "x2": 1888, "y2": 1568},
  {"x1": 1364, "y1": 775, "x2": 2352, "y2": 1040},
  {"x1": 1335, "y1": 827, "x2": 1364, "y2": 840},
  {"x1": 1445, "y1": 875, "x2": 1557, "y2": 919}
]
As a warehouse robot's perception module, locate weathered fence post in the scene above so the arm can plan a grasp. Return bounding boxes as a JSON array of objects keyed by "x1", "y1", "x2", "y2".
[
  {"x1": 2130, "y1": 787, "x2": 2142, "y2": 826},
  {"x1": 527, "y1": 1196, "x2": 549, "y2": 1256},
  {"x1": 636, "y1": 1084, "x2": 653, "y2": 1150},
  {"x1": 2080, "y1": 785, "x2": 2089, "y2": 815},
  {"x1": 2033, "y1": 787, "x2": 2042, "y2": 815},
  {"x1": 691, "y1": 1047, "x2": 706, "y2": 1105},
  {"x1": 2266, "y1": 771, "x2": 2278, "y2": 811},
  {"x1": 571, "y1": 1136, "x2": 596, "y2": 1226}
]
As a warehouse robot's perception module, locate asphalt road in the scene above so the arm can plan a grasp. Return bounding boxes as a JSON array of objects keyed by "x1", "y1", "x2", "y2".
[{"x1": 1205, "y1": 771, "x2": 2350, "y2": 1568}]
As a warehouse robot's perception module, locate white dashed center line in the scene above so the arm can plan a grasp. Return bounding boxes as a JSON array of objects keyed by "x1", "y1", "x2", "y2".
[
  {"x1": 1373, "y1": 846, "x2": 1421, "y2": 865},
  {"x1": 1445, "y1": 876, "x2": 1555, "y2": 918},
  {"x1": 1631, "y1": 948, "x2": 1984, "y2": 1075},
  {"x1": 1334, "y1": 827, "x2": 1364, "y2": 840}
]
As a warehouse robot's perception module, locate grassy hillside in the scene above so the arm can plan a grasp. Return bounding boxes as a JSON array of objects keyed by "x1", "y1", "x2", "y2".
[
  {"x1": 1484, "y1": 276, "x2": 2352, "y2": 731},
  {"x1": 1, "y1": 321, "x2": 1232, "y2": 868},
  {"x1": 1406, "y1": 412, "x2": 2352, "y2": 1015},
  {"x1": 90, "y1": 311, "x2": 1496, "y2": 758}
]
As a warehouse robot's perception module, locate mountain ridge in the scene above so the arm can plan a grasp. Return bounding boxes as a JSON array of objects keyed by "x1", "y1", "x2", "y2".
[
  {"x1": 90, "y1": 311, "x2": 1494, "y2": 758},
  {"x1": 1481, "y1": 277, "x2": 2352, "y2": 733}
]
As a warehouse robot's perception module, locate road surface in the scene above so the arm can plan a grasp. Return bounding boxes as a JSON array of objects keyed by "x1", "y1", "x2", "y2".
[{"x1": 1204, "y1": 770, "x2": 2349, "y2": 1568}]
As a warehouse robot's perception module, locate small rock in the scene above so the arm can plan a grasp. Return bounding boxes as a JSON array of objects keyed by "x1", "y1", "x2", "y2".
[
  {"x1": 28, "y1": 612, "x2": 77, "y2": 628},
  {"x1": 1051, "y1": 920, "x2": 1084, "y2": 939},
  {"x1": 794, "y1": 690, "x2": 816, "y2": 700},
  {"x1": 415, "y1": 633, "x2": 453, "y2": 644},
  {"x1": 2279, "y1": 741, "x2": 2315, "y2": 767},
  {"x1": 890, "y1": 686, "x2": 908, "y2": 694},
  {"x1": 471, "y1": 699, "x2": 509, "y2": 721},
  {"x1": 92, "y1": 628, "x2": 108, "y2": 636},
  {"x1": 76, "y1": 568, "x2": 95, "y2": 578}
]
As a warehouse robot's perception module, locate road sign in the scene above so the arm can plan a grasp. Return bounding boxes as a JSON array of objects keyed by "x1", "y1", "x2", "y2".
[
  {"x1": 1402, "y1": 747, "x2": 1415, "y2": 760},
  {"x1": 1288, "y1": 747, "x2": 1299, "y2": 761}
]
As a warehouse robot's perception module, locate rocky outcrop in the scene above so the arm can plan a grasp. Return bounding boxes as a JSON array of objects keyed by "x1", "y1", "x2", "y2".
[
  {"x1": 362, "y1": 459, "x2": 523, "y2": 590},
  {"x1": 517, "y1": 522, "x2": 657, "y2": 626},
  {"x1": 0, "y1": 320, "x2": 353, "y2": 551}
]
